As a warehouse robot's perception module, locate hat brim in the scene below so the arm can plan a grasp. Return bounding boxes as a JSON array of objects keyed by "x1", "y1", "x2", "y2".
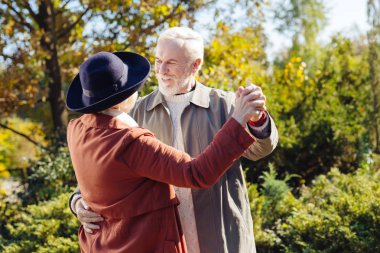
[{"x1": 66, "y1": 51, "x2": 150, "y2": 114}]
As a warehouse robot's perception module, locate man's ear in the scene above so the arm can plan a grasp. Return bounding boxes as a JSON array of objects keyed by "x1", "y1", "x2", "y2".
[{"x1": 192, "y1": 58, "x2": 202, "y2": 74}]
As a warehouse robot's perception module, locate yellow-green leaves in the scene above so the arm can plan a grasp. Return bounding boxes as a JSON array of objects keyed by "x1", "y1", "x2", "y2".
[{"x1": 200, "y1": 24, "x2": 267, "y2": 91}]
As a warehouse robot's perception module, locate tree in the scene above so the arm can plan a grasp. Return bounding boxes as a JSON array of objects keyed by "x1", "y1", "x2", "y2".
[
  {"x1": 250, "y1": 32, "x2": 371, "y2": 185},
  {"x1": 200, "y1": 22, "x2": 268, "y2": 91},
  {"x1": 272, "y1": 0, "x2": 327, "y2": 69},
  {"x1": 0, "y1": 0, "x2": 210, "y2": 139},
  {"x1": 273, "y1": 0, "x2": 326, "y2": 43},
  {"x1": 367, "y1": 0, "x2": 380, "y2": 153}
]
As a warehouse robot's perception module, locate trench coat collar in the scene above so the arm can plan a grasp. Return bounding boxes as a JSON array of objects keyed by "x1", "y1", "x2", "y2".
[{"x1": 146, "y1": 81, "x2": 211, "y2": 111}]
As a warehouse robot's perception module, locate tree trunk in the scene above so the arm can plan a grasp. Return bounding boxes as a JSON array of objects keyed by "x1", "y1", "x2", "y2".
[
  {"x1": 372, "y1": 74, "x2": 380, "y2": 153},
  {"x1": 46, "y1": 46, "x2": 68, "y2": 131},
  {"x1": 38, "y1": 1, "x2": 67, "y2": 141},
  {"x1": 368, "y1": 31, "x2": 380, "y2": 154},
  {"x1": 368, "y1": 1, "x2": 380, "y2": 154}
]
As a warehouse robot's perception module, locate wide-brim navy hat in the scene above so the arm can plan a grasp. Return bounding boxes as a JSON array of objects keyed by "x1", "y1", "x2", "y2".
[{"x1": 66, "y1": 51, "x2": 150, "y2": 113}]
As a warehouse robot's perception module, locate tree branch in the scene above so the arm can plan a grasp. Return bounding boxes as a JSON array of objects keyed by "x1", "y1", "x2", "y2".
[
  {"x1": 61, "y1": 0, "x2": 73, "y2": 10},
  {"x1": 57, "y1": 7, "x2": 91, "y2": 39},
  {"x1": 0, "y1": 52, "x2": 16, "y2": 61},
  {"x1": 139, "y1": 3, "x2": 183, "y2": 36},
  {"x1": 136, "y1": 1, "x2": 209, "y2": 38},
  {"x1": 20, "y1": 0, "x2": 43, "y2": 28},
  {"x1": 0, "y1": 123, "x2": 49, "y2": 151},
  {"x1": 56, "y1": 0, "x2": 73, "y2": 15},
  {"x1": 1, "y1": 0, "x2": 34, "y2": 32}
]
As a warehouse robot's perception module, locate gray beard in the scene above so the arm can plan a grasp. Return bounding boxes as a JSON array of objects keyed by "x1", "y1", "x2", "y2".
[
  {"x1": 158, "y1": 84, "x2": 181, "y2": 97},
  {"x1": 157, "y1": 78, "x2": 193, "y2": 97}
]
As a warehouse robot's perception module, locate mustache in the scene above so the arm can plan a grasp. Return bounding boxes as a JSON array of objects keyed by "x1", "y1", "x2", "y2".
[{"x1": 156, "y1": 74, "x2": 178, "y2": 80}]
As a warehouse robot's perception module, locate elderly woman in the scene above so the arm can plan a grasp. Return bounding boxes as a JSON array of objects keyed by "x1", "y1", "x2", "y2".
[{"x1": 66, "y1": 51, "x2": 257, "y2": 253}]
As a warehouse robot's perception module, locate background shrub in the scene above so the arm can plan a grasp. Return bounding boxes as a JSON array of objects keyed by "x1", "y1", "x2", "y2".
[
  {"x1": 1, "y1": 193, "x2": 79, "y2": 253},
  {"x1": 253, "y1": 165, "x2": 380, "y2": 253}
]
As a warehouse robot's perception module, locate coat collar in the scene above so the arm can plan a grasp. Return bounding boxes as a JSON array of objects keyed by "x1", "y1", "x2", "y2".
[
  {"x1": 146, "y1": 81, "x2": 211, "y2": 111},
  {"x1": 79, "y1": 113, "x2": 131, "y2": 129}
]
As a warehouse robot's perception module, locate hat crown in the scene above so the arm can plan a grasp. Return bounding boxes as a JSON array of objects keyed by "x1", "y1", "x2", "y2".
[{"x1": 79, "y1": 52, "x2": 125, "y2": 91}]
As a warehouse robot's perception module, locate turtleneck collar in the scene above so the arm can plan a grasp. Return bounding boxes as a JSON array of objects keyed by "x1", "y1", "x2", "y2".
[{"x1": 164, "y1": 90, "x2": 194, "y2": 104}]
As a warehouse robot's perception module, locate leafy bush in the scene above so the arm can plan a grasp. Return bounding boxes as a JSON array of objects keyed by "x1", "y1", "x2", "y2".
[
  {"x1": 0, "y1": 146, "x2": 79, "y2": 252},
  {"x1": 252, "y1": 166, "x2": 380, "y2": 253},
  {"x1": 245, "y1": 36, "x2": 372, "y2": 185},
  {"x1": 0, "y1": 117, "x2": 47, "y2": 178},
  {"x1": 0, "y1": 194, "x2": 20, "y2": 244},
  {"x1": 20, "y1": 146, "x2": 76, "y2": 205},
  {"x1": 1, "y1": 192, "x2": 79, "y2": 253}
]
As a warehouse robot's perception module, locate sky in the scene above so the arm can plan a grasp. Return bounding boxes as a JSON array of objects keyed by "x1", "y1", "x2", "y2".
[
  {"x1": 265, "y1": 0, "x2": 370, "y2": 58},
  {"x1": 322, "y1": 0, "x2": 370, "y2": 38}
]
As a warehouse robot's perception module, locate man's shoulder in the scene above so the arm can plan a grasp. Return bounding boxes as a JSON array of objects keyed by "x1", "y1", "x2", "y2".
[
  {"x1": 131, "y1": 90, "x2": 160, "y2": 114},
  {"x1": 196, "y1": 82, "x2": 234, "y2": 100},
  {"x1": 209, "y1": 87, "x2": 235, "y2": 99},
  {"x1": 137, "y1": 90, "x2": 159, "y2": 104},
  {"x1": 205, "y1": 85, "x2": 235, "y2": 106},
  {"x1": 186, "y1": 83, "x2": 235, "y2": 116}
]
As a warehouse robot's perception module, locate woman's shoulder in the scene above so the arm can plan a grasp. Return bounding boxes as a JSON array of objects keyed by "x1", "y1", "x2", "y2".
[{"x1": 122, "y1": 127, "x2": 155, "y2": 144}]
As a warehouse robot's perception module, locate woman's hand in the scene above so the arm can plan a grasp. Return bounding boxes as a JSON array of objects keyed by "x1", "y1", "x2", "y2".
[{"x1": 232, "y1": 84, "x2": 267, "y2": 126}]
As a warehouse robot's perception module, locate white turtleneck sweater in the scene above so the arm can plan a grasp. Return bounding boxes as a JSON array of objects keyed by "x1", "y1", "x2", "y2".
[{"x1": 164, "y1": 91, "x2": 201, "y2": 253}]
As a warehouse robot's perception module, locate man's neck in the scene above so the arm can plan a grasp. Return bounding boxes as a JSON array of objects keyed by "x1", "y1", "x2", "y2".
[{"x1": 175, "y1": 78, "x2": 196, "y2": 95}]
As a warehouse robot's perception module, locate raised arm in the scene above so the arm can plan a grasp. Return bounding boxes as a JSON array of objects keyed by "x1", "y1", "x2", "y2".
[
  {"x1": 124, "y1": 117, "x2": 253, "y2": 188},
  {"x1": 124, "y1": 88, "x2": 258, "y2": 187}
]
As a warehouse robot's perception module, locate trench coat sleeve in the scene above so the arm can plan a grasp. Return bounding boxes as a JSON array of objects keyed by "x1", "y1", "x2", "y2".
[
  {"x1": 225, "y1": 91, "x2": 279, "y2": 161},
  {"x1": 243, "y1": 114, "x2": 278, "y2": 160},
  {"x1": 122, "y1": 118, "x2": 255, "y2": 189}
]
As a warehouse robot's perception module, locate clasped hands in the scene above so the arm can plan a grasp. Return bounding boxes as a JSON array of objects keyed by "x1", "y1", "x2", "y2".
[{"x1": 232, "y1": 83, "x2": 267, "y2": 126}]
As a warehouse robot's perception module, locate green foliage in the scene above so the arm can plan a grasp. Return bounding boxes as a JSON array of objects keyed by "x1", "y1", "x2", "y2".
[
  {"x1": 252, "y1": 166, "x2": 380, "y2": 253},
  {"x1": 259, "y1": 165, "x2": 299, "y2": 224},
  {"x1": 1, "y1": 192, "x2": 79, "y2": 253},
  {"x1": 200, "y1": 23, "x2": 267, "y2": 91},
  {"x1": 0, "y1": 145, "x2": 78, "y2": 251},
  {"x1": 273, "y1": 0, "x2": 327, "y2": 56},
  {"x1": 261, "y1": 35, "x2": 372, "y2": 183},
  {"x1": 0, "y1": 117, "x2": 47, "y2": 180},
  {"x1": 0, "y1": 193, "x2": 20, "y2": 243},
  {"x1": 367, "y1": 0, "x2": 380, "y2": 152},
  {"x1": 20, "y1": 146, "x2": 76, "y2": 205}
]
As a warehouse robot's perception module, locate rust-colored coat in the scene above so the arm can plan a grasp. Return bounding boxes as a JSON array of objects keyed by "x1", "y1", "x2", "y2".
[{"x1": 67, "y1": 113, "x2": 254, "y2": 253}]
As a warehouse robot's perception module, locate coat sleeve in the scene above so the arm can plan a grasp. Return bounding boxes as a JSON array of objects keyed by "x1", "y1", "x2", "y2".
[
  {"x1": 224, "y1": 91, "x2": 279, "y2": 161},
  {"x1": 122, "y1": 118, "x2": 255, "y2": 189}
]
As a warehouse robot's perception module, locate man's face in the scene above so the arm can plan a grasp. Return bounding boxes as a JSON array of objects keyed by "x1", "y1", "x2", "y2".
[{"x1": 155, "y1": 39, "x2": 193, "y2": 96}]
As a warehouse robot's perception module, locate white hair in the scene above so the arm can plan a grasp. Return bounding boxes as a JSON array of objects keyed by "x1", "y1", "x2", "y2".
[{"x1": 158, "y1": 27, "x2": 204, "y2": 71}]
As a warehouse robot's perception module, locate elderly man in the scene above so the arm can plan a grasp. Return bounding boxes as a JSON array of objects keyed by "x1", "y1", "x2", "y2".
[{"x1": 70, "y1": 27, "x2": 278, "y2": 253}]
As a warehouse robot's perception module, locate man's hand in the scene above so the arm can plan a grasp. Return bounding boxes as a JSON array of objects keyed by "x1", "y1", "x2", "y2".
[
  {"x1": 233, "y1": 83, "x2": 267, "y2": 125},
  {"x1": 75, "y1": 198, "x2": 104, "y2": 234},
  {"x1": 236, "y1": 83, "x2": 266, "y2": 122}
]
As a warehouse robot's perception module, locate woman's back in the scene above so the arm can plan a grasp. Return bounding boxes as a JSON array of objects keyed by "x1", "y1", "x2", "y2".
[
  {"x1": 67, "y1": 113, "x2": 254, "y2": 253},
  {"x1": 68, "y1": 113, "x2": 185, "y2": 253},
  {"x1": 67, "y1": 114, "x2": 179, "y2": 218}
]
